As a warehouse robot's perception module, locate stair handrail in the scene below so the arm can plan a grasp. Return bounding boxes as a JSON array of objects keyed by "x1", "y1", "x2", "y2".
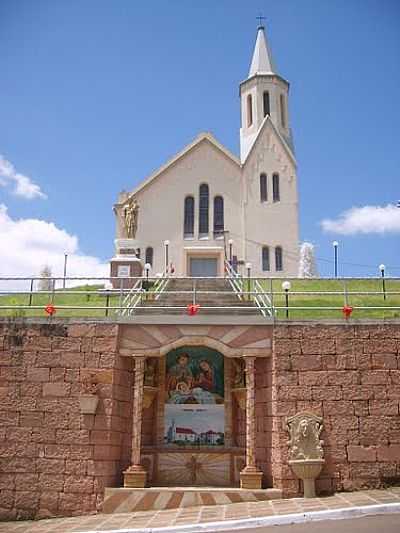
[
  {"x1": 119, "y1": 278, "x2": 144, "y2": 316},
  {"x1": 153, "y1": 269, "x2": 170, "y2": 301},
  {"x1": 253, "y1": 279, "x2": 273, "y2": 317},
  {"x1": 224, "y1": 260, "x2": 244, "y2": 300}
]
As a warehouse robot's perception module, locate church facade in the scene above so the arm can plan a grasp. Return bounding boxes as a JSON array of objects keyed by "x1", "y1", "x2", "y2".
[{"x1": 112, "y1": 26, "x2": 300, "y2": 278}]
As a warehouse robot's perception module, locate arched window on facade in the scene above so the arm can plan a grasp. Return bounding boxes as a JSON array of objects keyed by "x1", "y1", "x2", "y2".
[
  {"x1": 275, "y1": 246, "x2": 283, "y2": 272},
  {"x1": 247, "y1": 94, "x2": 253, "y2": 127},
  {"x1": 280, "y1": 94, "x2": 286, "y2": 128},
  {"x1": 213, "y1": 196, "x2": 224, "y2": 238},
  {"x1": 262, "y1": 246, "x2": 270, "y2": 271},
  {"x1": 263, "y1": 91, "x2": 270, "y2": 117},
  {"x1": 272, "y1": 173, "x2": 280, "y2": 202},
  {"x1": 260, "y1": 173, "x2": 267, "y2": 202},
  {"x1": 199, "y1": 184, "x2": 209, "y2": 237},
  {"x1": 184, "y1": 196, "x2": 195, "y2": 238},
  {"x1": 145, "y1": 247, "x2": 153, "y2": 267}
]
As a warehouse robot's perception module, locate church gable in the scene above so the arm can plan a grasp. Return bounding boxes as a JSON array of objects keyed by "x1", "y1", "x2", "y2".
[
  {"x1": 130, "y1": 133, "x2": 240, "y2": 199},
  {"x1": 242, "y1": 117, "x2": 296, "y2": 177}
]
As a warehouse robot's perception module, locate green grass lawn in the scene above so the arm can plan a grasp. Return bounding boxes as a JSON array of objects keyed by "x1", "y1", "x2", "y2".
[
  {"x1": 0, "y1": 285, "x2": 122, "y2": 318},
  {"x1": 257, "y1": 278, "x2": 400, "y2": 319},
  {"x1": 0, "y1": 279, "x2": 399, "y2": 320}
]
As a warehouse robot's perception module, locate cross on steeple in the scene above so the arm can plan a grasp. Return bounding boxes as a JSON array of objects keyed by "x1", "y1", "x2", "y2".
[{"x1": 256, "y1": 14, "x2": 266, "y2": 29}]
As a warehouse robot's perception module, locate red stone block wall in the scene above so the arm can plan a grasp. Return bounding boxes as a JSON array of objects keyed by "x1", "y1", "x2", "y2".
[
  {"x1": 0, "y1": 320, "x2": 133, "y2": 520},
  {"x1": 271, "y1": 324, "x2": 400, "y2": 497}
]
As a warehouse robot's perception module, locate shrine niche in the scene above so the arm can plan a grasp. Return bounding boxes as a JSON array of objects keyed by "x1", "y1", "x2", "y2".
[{"x1": 164, "y1": 347, "x2": 225, "y2": 447}]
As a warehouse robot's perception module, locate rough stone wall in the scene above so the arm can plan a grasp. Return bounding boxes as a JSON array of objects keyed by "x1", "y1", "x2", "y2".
[
  {"x1": 0, "y1": 321, "x2": 133, "y2": 520},
  {"x1": 272, "y1": 324, "x2": 400, "y2": 496}
]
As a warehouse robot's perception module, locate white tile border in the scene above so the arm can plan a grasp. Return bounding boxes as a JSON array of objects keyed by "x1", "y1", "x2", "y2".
[{"x1": 75, "y1": 502, "x2": 400, "y2": 533}]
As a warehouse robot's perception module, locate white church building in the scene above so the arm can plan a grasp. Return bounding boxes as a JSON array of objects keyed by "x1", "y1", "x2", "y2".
[{"x1": 112, "y1": 25, "x2": 300, "y2": 278}]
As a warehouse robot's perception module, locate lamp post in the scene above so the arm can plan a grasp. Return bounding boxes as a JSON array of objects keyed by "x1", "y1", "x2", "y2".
[
  {"x1": 282, "y1": 280, "x2": 291, "y2": 319},
  {"x1": 379, "y1": 264, "x2": 386, "y2": 301},
  {"x1": 164, "y1": 240, "x2": 170, "y2": 274},
  {"x1": 245, "y1": 262, "x2": 252, "y2": 301},
  {"x1": 332, "y1": 241, "x2": 338, "y2": 278},
  {"x1": 228, "y1": 239, "x2": 233, "y2": 264},
  {"x1": 63, "y1": 253, "x2": 68, "y2": 289},
  {"x1": 144, "y1": 263, "x2": 151, "y2": 295}
]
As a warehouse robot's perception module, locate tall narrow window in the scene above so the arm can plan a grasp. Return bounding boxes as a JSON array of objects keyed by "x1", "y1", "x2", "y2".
[
  {"x1": 136, "y1": 248, "x2": 141, "y2": 259},
  {"x1": 247, "y1": 94, "x2": 253, "y2": 127},
  {"x1": 272, "y1": 173, "x2": 280, "y2": 202},
  {"x1": 260, "y1": 173, "x2": 267, "y2": 202},
  {"x1": 213, "y1": 196, "x2": 224, "y2": 238},
  {"x1": 263, "y1": 91, "x2": 270, "y2": 117},
  {"x1": 262, "y1": 246, "x2": 270, "y2": 271},
  {"x1": 275, "y1": 246, "x2": 283, "y2": 272},
  {"x1": 199, "y1": 184, "x2": 209, "y2": 237},
  {"x1": 280, "y1": 94, "x2": 286, "y2": 128},
  {"x1": 145, "y1": 247, "x2": 153, "y2": 267},
  {"x1": 184, "y1": 196, "x2": 195, "y2": 238}
]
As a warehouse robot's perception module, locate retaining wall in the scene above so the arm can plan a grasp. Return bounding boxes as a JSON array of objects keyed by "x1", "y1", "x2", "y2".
[{"x1": 0, "y1": 319, "x2": 399, "y2": 520}]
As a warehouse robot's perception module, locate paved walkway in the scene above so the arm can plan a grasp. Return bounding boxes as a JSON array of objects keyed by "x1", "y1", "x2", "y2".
[{"x1": 0, "y1": 488, "x2": 399, "y2": 533}]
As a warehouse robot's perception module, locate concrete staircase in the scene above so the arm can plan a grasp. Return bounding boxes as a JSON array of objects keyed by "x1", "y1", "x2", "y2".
[{"x1": 132, "y1": 278, "x2": 261, "y2": 316}]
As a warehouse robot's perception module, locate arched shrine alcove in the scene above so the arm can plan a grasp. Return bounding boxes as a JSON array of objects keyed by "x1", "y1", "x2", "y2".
[{"x1": 141, "y1": 346, "x2": 247, "y2": 487}]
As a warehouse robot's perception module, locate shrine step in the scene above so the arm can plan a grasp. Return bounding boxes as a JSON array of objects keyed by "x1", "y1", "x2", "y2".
[{"x1": 102, "y1": 486, "x2": 282, "y2": 513}]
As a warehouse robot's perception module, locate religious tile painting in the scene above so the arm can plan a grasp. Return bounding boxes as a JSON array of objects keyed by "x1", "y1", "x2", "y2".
[{"x1": 164, "y1": 347, "x2": 224, "y2": 446}]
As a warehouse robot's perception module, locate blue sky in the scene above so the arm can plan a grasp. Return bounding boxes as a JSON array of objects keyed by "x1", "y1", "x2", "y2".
[{"x1": 0, "y1": 0, "x2": 399, "y2": 278}]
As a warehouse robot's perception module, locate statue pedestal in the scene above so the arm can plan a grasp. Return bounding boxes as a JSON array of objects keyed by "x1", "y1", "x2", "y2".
[
  {"x1": 109, "y1": 256, "x2": 143, "y2": 289},
  {"x1": 123, "y1": 465, "x2": 147, "y2": 488},
  {"x1": 240, "y1": 466, "x2": 263, "y2": 489}
]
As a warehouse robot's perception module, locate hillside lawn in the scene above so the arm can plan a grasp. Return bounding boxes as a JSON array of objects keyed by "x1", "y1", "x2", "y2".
[{"x1": 0, "y1": 279, "x2": 399, "y2": 319}]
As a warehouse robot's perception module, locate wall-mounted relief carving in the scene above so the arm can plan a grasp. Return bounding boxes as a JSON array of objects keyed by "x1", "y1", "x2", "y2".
[
  {"x1": 144, "y1": 358, "x2": 158, "y2": 387},
  {"x1": 286, "y1": 412, "x2": 324, "y2": 498},
  {"x1": 287, "y1": 412, "x2": 324, "y2": 460},
  {"x1": 231, "y1": 358, "x2": 246, "y2": 409}
]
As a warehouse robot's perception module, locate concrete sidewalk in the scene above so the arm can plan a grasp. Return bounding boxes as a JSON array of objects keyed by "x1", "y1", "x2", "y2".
[{"x1": 0, "y1": 488, "x2": 399, "y2": 533}]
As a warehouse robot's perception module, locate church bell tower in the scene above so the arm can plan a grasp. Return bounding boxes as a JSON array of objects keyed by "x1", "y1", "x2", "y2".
[{"x1": 239, "y1": 24, "x2": 293, "y2": 162}]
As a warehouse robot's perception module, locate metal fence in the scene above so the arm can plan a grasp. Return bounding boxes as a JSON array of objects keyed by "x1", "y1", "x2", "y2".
[{"x1": 0, "y1": 275, "x2": 399, "y2": 319}]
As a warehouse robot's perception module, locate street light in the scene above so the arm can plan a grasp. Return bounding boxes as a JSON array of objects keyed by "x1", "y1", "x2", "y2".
[
  {"x1": 379, "y1": 264, "x2": 386, "y2": 301},
  {"x1": 282, "y1": 280, "x2": 291, "y2": 319},
  {"x1": 63, "y1": 253, "x2": 68, "y2": 289},
  {"x1": 144, "y1": 263, "x2": 151, "y2": 293},
  {"x1": 164, "y1": 240, "x2": 170, "y2": 274},
  {"x1": 245, "y1": 262, "x2": 252, "y2": 301},
  {"x1": 228, "y1": 239, "x2": 233, "y2": 264},
  {"x1": 332, "y1": 241, "x2": 338, "y2": 278}
]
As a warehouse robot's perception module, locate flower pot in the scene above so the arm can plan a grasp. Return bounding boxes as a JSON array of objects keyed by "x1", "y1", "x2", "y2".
[{"x1": 79, "y1": 394, "x2": 99, "y2": 414}]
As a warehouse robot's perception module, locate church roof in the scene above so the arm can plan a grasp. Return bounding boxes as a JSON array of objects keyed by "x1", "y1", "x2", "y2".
[
  {"x1": 248, "y1": 25, "x2": 276, "y2": 77},
  {"x1": 127, "y1": 132, "x2": 240, "y2": 199}
]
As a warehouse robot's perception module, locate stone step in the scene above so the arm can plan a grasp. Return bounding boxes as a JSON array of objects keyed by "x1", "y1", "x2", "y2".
[{"x1": 102, "y1": 487, "x2": 282, "y2": 513}]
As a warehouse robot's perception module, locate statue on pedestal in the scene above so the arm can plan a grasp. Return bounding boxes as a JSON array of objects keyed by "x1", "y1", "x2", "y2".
[{"x1": 123, "y1": 198, "x2": 139, "y2": 239}]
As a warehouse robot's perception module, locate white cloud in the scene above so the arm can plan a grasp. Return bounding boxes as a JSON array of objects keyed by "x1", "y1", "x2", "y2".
[
  {"x1": 0, "y1": 204, "x2": 109, "y2": 289},
  {"x1": 0, "y1": 155, "x2": 47, "y2": 199},
  {"x1": 321, "y1": 204, "x2": 400, "y2": 235}
]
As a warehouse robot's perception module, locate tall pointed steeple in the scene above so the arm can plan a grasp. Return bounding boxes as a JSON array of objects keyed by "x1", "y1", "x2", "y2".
[
  {"x1": 239, "y1": 24, "x2": 292, "y2": 162},
  {"x1": 248, "y1": 25, "x2": 276, "y2": 77}
]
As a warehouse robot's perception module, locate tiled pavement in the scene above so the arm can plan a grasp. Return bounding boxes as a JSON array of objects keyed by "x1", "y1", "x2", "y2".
[{"x1": 1, "y1": 488, "x2": 400, "y2": 533}]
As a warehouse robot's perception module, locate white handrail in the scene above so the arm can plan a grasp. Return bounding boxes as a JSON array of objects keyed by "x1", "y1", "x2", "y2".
[
  {"x1": 254, "y1": 279, "x2": 273, "y2": 317},
  {"x1": 224, "y1": 260, "x2": 244, "y2": 300}
]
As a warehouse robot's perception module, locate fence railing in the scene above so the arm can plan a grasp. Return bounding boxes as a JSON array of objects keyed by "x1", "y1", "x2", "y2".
[{"x1": 0, "y1": 275, "x2": 400, "y2": 319}]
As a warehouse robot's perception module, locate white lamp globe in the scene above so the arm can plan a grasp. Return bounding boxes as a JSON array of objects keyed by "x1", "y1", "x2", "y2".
[
  {"x1": 144, "y1": 263, "x2": 151, "y2": 271},
  {"x1": 164, "y1": 240, "x2": 170, "y2": 246},
  {"x1": 379, "y1": 264, "x2": 385, "y2": 272},
  {"x1": 282, "y1": 281, "x2": 291, "y2": 291},
  {"x1": 332, "y1": 241, "x2": 339, "y2": 247}
]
